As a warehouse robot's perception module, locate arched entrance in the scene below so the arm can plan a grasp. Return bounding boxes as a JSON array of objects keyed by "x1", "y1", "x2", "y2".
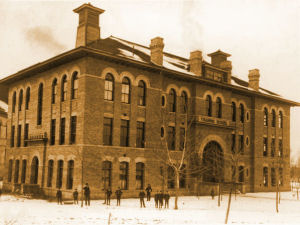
[
  {"x1": 30, "y1": 157, "x2": 39, "y2": 184},
  {"x1": 202, "y1": 141, "x2": 224, "y2": 182}
]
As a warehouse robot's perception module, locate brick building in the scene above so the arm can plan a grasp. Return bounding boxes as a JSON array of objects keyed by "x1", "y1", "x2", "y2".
[
  {"x1": 0, "y1": 107, "x2": 7, "y2": 180},
  {"x1": 0, "y1": 3, "x2": 299, "y2": 198}
]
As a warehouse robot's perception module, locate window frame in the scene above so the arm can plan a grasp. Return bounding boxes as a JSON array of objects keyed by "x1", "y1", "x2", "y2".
[
  {"x1": 121, "y1": 77, "x2": 131, "y2": 104},
  {"x1": 104, "y1": 74, "x2": 114, "y2": 101},
  {"x1": 138, "y1": 80, "x2": 146, "y2": 106},
  {"x1": 206, "y1": 95, "x2": 212, "y2": 117},
  {"x1": 71, "y1": 72, "x2": 78, "y2": 100},
  {"x1": 119, "y1": 161, "x2": 129, "y2": 190},
  {"x1": 169, "y1": 89, "x2": 176, "y2": 112}
]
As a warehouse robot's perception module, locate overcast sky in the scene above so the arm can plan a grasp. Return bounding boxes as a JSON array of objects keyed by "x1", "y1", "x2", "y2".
[{"x1": 0, "y1": 0, "x2": 299, "y2": 159}]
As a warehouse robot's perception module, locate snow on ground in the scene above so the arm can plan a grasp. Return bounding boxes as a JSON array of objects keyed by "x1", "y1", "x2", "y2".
[{"x1": 1, "y1": 192, "x2": 300, "y2": 225}]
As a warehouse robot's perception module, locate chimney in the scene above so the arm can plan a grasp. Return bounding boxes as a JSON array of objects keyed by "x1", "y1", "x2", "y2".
[
  {"x1": 189, "y1": 50, "x2": 202, "y2": 76},
  {"x1": 207, "y1": 50, "x2": 231, "y2": 68},
  {"x1": 73, "y1": 3, "x2": 105, "y2": 47},
  {"x1": 248, "y1": 69, "x2": 260, "y2": 91},
  {"x1": 220, "y1": 60, "x2": 232, "y2": 84},
  {"x1": 150, "y1": 37, "x2": 164, "y2": 66}
]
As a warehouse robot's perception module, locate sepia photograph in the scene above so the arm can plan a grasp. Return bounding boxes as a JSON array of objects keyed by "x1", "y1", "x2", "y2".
[{"x1": 0, "y1": 0, "x2": 300, "y2": 224}]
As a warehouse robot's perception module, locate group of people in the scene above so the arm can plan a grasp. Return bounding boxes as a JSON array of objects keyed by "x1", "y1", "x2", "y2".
[{"x1": 56, "y1": 183, "x2": 90, "y2": 206}]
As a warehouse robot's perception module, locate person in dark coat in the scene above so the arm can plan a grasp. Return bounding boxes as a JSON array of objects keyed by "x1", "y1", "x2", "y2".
[
  {"x1": 145, "y1": 184, "x2": 152, "y2": 201},
  {"x1": 83, "y1": 183, "x2": 90, "y2": 206},
  {"x1": 158, "y1": 191, "x2": 164, "y2": 209},
  {"x1": 115, "y1": 187, "x2": 122, "y2": 206},
  {"x1": 164, "y1": 191, "x2": 170, "y2": 208},
  {"x1": 73, "y1": 189, "x2": 79, "y2": 204},
  {"x1": 139, "y1": 190, "x2": 146, "y2": 208},
  {"x1": 56, "y1": 188, "x2": 63, "y2": 205},
  {"x1": 154, "y1": 191, "x2": 159, "y2": 208},
  {"x1": 211, "y1": 188, "x2": 215, "y2": 200},
  {"x1": 106, "y1": 188, "x2": 112, "y2": 205}
]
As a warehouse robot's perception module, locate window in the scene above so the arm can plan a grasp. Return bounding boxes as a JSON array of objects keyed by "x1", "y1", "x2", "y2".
[
  {"x1": 279, "y1": 168, "x2": 283, "y2": 186},
  {"x1": 167, "y1": 126, "x2": 175, "y2": 150},
  {"x1": 136, "y1": 121, "x2": 145, "y2": 148},
  {"x1": 71, "y1": 72, "x2": 78, "y2": 99},
  {"x1": 181, "y1": 91, "x2": 188, "y2": 113},
  {"x1": 136, "y1": 162, "x2": 144, "y2": 190},
  {"x1": 138, "y1": 80, "x2": 146, "y2": 106},
  {"x1": 102, "y1": 161, "x2": 112, "y2": 190},
  {"x1": 18, "y1": 90, "x2": 23, "y2": 111},
  {"x1": 104, "y1": 73, "x2": 114, "y2": 101},
  {"x1": 271, "y1": 168, "x2": 276, "y2": 187},
  {"x1": 12, "y1": 91, "x2": 16, "y2": 113},
  {"x1": 239, "y1": 135, "x2": 244, "y2": 154},
  {"x1": 119, "y1": 162, "x2": 129, "y2": 190},
  {"x1": 66, "y1": 160, "x2": 74, "y2": 189},
  {"x1": 179, "y1": 165, "x2": 186, "y2": 188},
  {"x1": 161, "y1": 95, "x2": 166, "y2": 107},
  {"x1": 239, "y1": 104, "x2": 245, "y2": 123},
  {"x1": 47, "y1": 160, "x2": 54, "y2": 187},
  {"x1": 279, "y1": 139, "x2": 283, "y2": 157},
  {"x1": 61, "y1": 75, "x2": 67, "y2": 102},
  {"x1": 30, "y1": 157, "x2": 39, "y2": 184},
  {"x1": 263, "y1": 108, "x2": 268, "y2": 126},
  {"x1": 59, "y1": 118, "x2": 66, "y2": 145},
  {"x1": 231, "y1": 102, "x2": 236, "y2": 122},
  {"x1": 271, "y1": 109, "x2": 276, "y2": 127},
  {"x1": 169, "y1": 89, "x2": 176, "y2": 112},
  {"x1": 231, "y1": 134, "x2": 236, "y2": 153},
  {"x1": 179, "y1": 127, "x2": 185, "y2": 151},
  {"x1": 263, "y1": 137, "x2": 268, "y2": 156},
  {"x1": 56, "y1": 160, "x2": 64, "y2": 188},
  {"x1": 161, "y1": 127, "x2": 165, "y2": 138},
  {"x1": 103, "y1": 118, "x2": 113, "y2": 146},
  {"x1": 37, "y1": 83, "x2": 43, "y2": 125},
  {"x1": 271, "y1": 138, "x2": 275, "y2": 157},
  {"x1": 121, "y1": 77, "x2": 130, "y2": 103},
  {"x1": 120, "y1": 120, "x2": 129, "y2": 147},
  {"x1": 25, "y1": 87, "x2": 30, "y2": 110},
  {"x1": 51, "y1": 78, "x2": 57, "y2": 104},
  {"x1": 17, "y1": 125, "x2": 21, "y2": 147},
  {"x1": 21, "y1": 160, "x2": 27, "y2": 184},
  {"x1": 50, "y1": 119, "x2": 56, "y2": 145},
  {"x1": 263, "y1": 167, "x2": 268, "y2": 187},
  {"x1": 11, "y1": 125, "x2": 15, "y2": 147},
  {"x1": 167, "y1": 166, "x2": 175, "y2": 189},
  {"x1": 238, "y1": 166, "x2": 244, "y2": 182},
  {"x1": 24, "y1": 123, "x2": 29, "y2": 147},
  {"x1": 70, "y1": 116, "x2": 77, "y2": 144},
  {"x1": 279, "y1": 111, "x2": 283, "y2": 128},
  {"x1": 206, "y1": 95, "x2": 212, "y2": 117},
  {"x1": 8, "y1": 160, "x2": 13, "y2": 182},
  {"x1": 14, "y1": 160, "x2": 20, "y2": 183},
  {"x1": 216, "y1": 97, "x2": 222, "y2": 118}
]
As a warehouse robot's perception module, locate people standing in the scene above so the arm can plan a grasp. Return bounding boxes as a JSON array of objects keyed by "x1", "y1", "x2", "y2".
[
  {"x1": 106, "y1": 188, "x2": 112, "y2": 205},
  {"x1": 154, "y1": 191, "x2": 159, "y2": 208},
  {"x1": 145, "y1": 184, "x2": 152, "y2": 201},
  {"x1": 139, "y1": 190, "x2": 146, "y2": 208},
  {"x1": 158, "y1": 191, "x2": 164, "y2": 209},
  {"x1": 115, "y1": 187, "x2": 122, "y2": 206},
  {"x1": 211, "y1": 188, "x2": 215, "y2": 200},
  {"x1": 56, "y1": 188, "x2": 63, "y2": 205},
  {"x1": 83, "y1": 183, "x2": 90, "y2": 206},
  {"x1": 164, "y1": 191, "x2": 170, "y2": 208},
  {"x1": 73, "y1": 189, "x2": 79, "y2": 205}
]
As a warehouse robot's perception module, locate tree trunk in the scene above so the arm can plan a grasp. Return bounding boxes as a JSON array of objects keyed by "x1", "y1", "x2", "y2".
[
  {"x1": 225, "y1": 188, "x2": 232, "y2": 224},
  {"x1": 276, "y1": 185, "x2": 279, "y2": 213},
  {"x1": 297, "y1": 188, "x2": 299, "y2": 200},
  {"x1": 174, "y1": 170, "x2": 180, "y2": 210},
  {"x1": 218, "y1": 183, "x2": 221, "y2": 207}
]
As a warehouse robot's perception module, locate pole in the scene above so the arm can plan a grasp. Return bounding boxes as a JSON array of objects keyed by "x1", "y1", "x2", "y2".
[{"x1": 225, "y1": 188, "x2": 232, "y2": 224}]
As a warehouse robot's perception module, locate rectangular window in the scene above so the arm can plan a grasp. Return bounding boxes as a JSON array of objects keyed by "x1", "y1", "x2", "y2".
[
  {"x1": 167, "y1": 166, "x2": 175, "y2": 189},
  {"x1": 136, "y1": 162, "x2": 144, "y2": 190},
  {"x1": 119, "y1": 162, "x2": 129, "y2": 190},
  {"x1": 238, "y1": 166, "x2": 244, "y2": 182},
  {"x1": 136, "y1": 121, "x2": 145, "y2": 148},
  {"x1": 102, "y1": 161, "x2": 112, "y2": 189},
  {"x1": 179, "y1": 128, "x2": 185, "y2": 151},
  {"x1": 263, "y1": 167, "x2": 268, "y2": 187},
  {"x1": 179, "y1": 165, "x2": 186, "y2": 188},
  {"x1": 168, "y1": 126, "x2": 175, "y2": 150},
  {"x1": 271, "y1": 138, "x2": 275, "y2": 157},
  {"x1": 17, "y1": 125, "x2": 21, "y2": 147},
  {"x1": 60, "y1": 118, "x2": 65, "y2": 145},
  {"x1": 70, "y1": 116, "x2": 77, "y2": 144},
  {"x1": 271, "y1": 168, "x2": 276, "y2": 187},
  {"x1": 24, "y1": 124, "x2": 29, "y2": 147},
  {"x1": 263, "y1": 137, "x2": 268, "y2": 156},
  {"x1": 279, "y1": 139, "x2": 283, "y2": 157},
  {"x1": 11, "y1": 126, "x2": 15, "y2": 147},
  {"x1": 239, "y1": 135, "x2": 244, "y2": 154},
  {"x1": 231, "y1": 134, "x2": 236, "y2": 153},
  {"x1": 21, "y1": 160, "x2": 27, "y2": 183},
  {"x1": 103, "y1": 118, "x2": 113, "y2": 146},
  {"x1": 56, "y1": 160, "x2": 64, "y2": 188},
  {"x1": 50, "y1": 119, "x2": 56, "y2": 145},
  {"x1": 120, "y1": 120, "x2": 129, "y2": 147},
  {"x1": 14, "y1": 160, "x2": 20, "y2": 183}
]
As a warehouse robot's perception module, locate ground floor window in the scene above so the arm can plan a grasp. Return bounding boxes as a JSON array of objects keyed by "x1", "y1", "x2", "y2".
[
  {"x1": 136, "y1": 162, "x2": 144, "y2": 190},
  {"x1": 263, "y1": 167, "x2": 268, "y2": 187},
  {"x1": 119, "y1": 162, "x2": 129, "y2": 190},
  {"x1": 8, "y1": 160, "x2": 13, "y2": 182},
  {"x1": 238, "y1": 166, "x2": 244, "y2": 182},
  {"x1": 271, "y1": 168, "x2": 276, "y2": 186},
  {"x1": 21, "y1": 160, "x2": 27, "y2": 183},
  {"x1": 56, "y1": 160, "x2": 64, "y2": 188},
  {"x1": 179, "y1": 165, "x2": 186, "y2": 188},
  {"x1": 47, "y1": 160, "x2": 54, "y2": 187},
  {"x1": 102, "y1": 161, "x2": 112, "y2": 190},
  {"x1": 30, "y1": 157, "x2": 39, "y2": 184},
  {"x1": 167, "y1": 166, "x2": 175, "y2": 189},
  {"x1": 279, "y1": 168, "x2": 283, "y2": 186},
  {"x1": 14, "y1": 160, "x2": 20, "y2": 183},
  {"x1": 66, "y1": 160, "x2": 74, "y2": 189}
]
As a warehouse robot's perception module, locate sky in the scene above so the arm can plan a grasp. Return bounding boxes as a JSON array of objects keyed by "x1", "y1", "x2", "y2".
[{"x1": 0, "y1": 0, "x2": 299, "y2": 158}]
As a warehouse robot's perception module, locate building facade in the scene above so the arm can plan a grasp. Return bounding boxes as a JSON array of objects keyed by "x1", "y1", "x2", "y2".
[
  {"x1": 0, "y1": 107, "x2": 7, "y2": 180},
  {"x1": 0, "y1": 3, "x2": 298, "y2": 198}
]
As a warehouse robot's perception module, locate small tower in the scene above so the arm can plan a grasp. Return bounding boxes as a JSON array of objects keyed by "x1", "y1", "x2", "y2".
[{"x1": 73, "y1": 3, "x2": 105, "y2": 47}]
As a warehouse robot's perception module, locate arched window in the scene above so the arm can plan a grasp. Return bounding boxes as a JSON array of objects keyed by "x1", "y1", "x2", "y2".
[
  {"x1": 8, "y1": 159, "x2": 13, "y2": 182},
  {"x1": 216, "y1": 97, "x2": 222, "y2": 118},
  {"x1": 61, "y1": 75, "x2": 67, "y2": 102},
  {"x1": 271, "y1": 109, "x2": 276, "y2": 127},
  {"x1": 263, "y1": 167, "x2": 268, "y2": 187},
  {"x1": 51, "y1": 78, "x2": 57, "y2": 104},
  {"x1": 121, "y1": 77, "x2": 130, "y2": 103},
  {"x1": 119, "y1": 162, "x2": 129, "y2": 190},
  {"x1": 181, "y1": 91, "x2": 188, "y2": 113},
  {"x1": 138, "y1": 80, "x2": 146, "y2": 106},
  {"x1": 14, "y1": 160, "x2": 20, "y2": 183},
  {"x1": 263, "y1": 108, "x2": 268, "y2": 126},
  {"x1": 12, "y1": 91, "x2": 16, "y2": 113},
  {"x1": 37, "y1": 83, "x2": 43, "y2": 125},
  {"x1": 239, "y1": 103, "x2": 245, "y2": 123},
  {"x1": 279, "y1": 111, "x2": 283, "y2": 128},
  {"x1": 206, "y1": 95, "x2": 212, "y2": 117},
  {"x1": 25, "y1": 87, "x2": 30, "y2": 110},
  {"x1": 56, "y1": 160, "x2": 64, "y2": 188},
  {"x1": 231, "y1": 102, "x2": 236, "y2": 122},
  {"x1": 66, "y1": 160, "x2": 74, "y2": 189},
  {"x1": 71, "y1": 72, "x2": 78, "y2": 99},
  {"x1": 18, "y1": 90, "x2": 23, "y2": 111},
  {"x1": 136, "y1": 162, "x2": 145, "y2": 190},
  {"x1": 167, "y1": 166, "x2": 175, "y2": 189},
  {"x1": 102, "y1": 161, "x2": 112, "y2": 190},
  {"x1": 21, "y1": 159, "x2": 27, "y2": 184},
  {"x1": 30, "y1": 157, "x2": 39, "y2": 184},
  {"x1": 104, "y1": 73, "x2": 114, "y2": 101},
  {"x1": 169, "y1": 89, "x2": 176, "y2": 112},
  {"x1": 47, "y1": 160, "x2": 54, "y2": 187}
]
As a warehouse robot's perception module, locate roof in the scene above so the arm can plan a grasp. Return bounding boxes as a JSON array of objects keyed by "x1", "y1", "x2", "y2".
[{"x1": 207, "y1": 49, "x2": 231, "y2": 57}]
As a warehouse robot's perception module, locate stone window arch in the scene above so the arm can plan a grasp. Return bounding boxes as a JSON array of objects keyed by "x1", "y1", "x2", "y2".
[
  {"x1": 104, "y1": 73, "x2": 114, "y2": 101},
  {"x1": 121, "y1": 77, "x2": 131, "y2": 104}
]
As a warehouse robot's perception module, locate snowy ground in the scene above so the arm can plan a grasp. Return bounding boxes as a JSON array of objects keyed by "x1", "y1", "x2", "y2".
[{"x1": 1, "y1": 192, "x2": 300, "y2": 225}]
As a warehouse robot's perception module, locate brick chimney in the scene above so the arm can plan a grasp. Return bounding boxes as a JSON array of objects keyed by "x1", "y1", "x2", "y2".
[
  {"x1": 248, "y1": 69, "x2": 260, "y2": 91},
  {"x1": 220, "y1": 60, "x2": 232, "y2": 84},
  {"x1": 150, "y1": 37, "x2": 164, "y2": 66},
  {"x1": 73, "y1": 3, "x2": 105, "y2": 47},
  {"x1": 189, "y1": 50, "x2": 202, "y2": 76},
  {"x1": 208, "y1": 50, "x2": 231, "y2": 68}
]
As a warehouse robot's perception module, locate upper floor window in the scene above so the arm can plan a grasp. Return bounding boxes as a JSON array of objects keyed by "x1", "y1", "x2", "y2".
[
  {"x1": 206, "y1": 95, "x2": 212, "y2": 117},
  {"x1": 181, "y1": 91, "x2": 188, "y2": 113},
  {"x1": 271, "y1": 109, "x2": 276, "y2": 127},
  {"x1": 37, "y1": 83, "x2": 43, "y2": 125},
  {"x1": 167, "y1": 126, "x2": 175, "y2": 150},
  {"x1": 231, "y1": 102, "x2": 236, "y2": 122},
  {"x1": 263, "y1": 137, "x2": 268, "y2": 156},
  {"x1": 104, "y1": 73, "x2": 114, "y2": 101},
  {"x1": 12, "y1": 91, "x2": 16, "y2": 113},
  {"x1": 239, "y1": 103, "x2": 245, "y2": 123},
  {"x1": 18, "y1": 90, "x2": 23, "y2": 111},
  {"x1": 120, "y1": 119, "x2": 129, "y2": 147},
  {"x1": 138, "y1": 80, "x2": 146, "y2": 106},
  {"x1": 61, "y1": 75, "x2": 67, "y2": 102},
  {"x1": 169, "y1": 89, "x2": 176, "y2": 112},
  {"x1": 271, "y1": 138, "x2": 275, "y2": 157},
  {"x1": 103, "y1": 118, "x2": 113, "y2": 146},
  {"x1": 179, "y1": 127, "x2": 185, "y2": 151},
  {"x1": 52, "y1": 78, "x2": 57, "y2": 104},
  {"x1": 278, "y1": 111, "x2": 283, "y2": 128},
  {"x1": 71, "y1": 72, "x2": 78, "y2": 100},
  {"x1": 279, "y1": 139, "x2": 283, "y2": 157},
  {"x1": 263, "y1": 107, "x2": 268, "y2": 126},
  {"x1": 121, "y1": 77, "x2": 130, "y2": 103},
  {"x1": 25, "y1": 87, "x2": 30, "y2": 110},
  {"x1": 216, "y1": 97, "x2": 222, "y2": 118}
]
